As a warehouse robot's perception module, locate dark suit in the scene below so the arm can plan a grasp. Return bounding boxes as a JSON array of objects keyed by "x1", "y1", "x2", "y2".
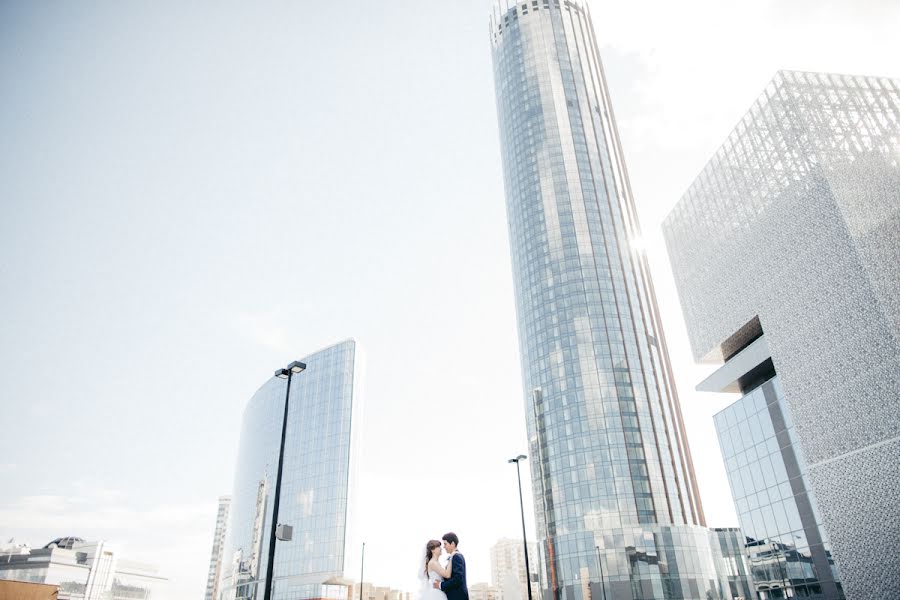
[{"x1": 440, "y1": 553, "x2": 468, "y2": 600}]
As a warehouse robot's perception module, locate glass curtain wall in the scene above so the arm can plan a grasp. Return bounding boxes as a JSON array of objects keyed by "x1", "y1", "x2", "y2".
[
  {"x1": 714, "y1": 377, "x2": 844, "y2": 599},
  {"x1": 218, "y1": 340, "x2": 360, "y2": 600}
]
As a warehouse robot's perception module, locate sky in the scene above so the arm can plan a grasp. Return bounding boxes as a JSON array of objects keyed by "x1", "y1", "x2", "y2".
[{"x1": 1, "y1": 1, "x2": 898, "y2": 599}]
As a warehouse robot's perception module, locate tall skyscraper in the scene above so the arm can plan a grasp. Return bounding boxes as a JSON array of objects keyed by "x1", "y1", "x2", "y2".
[
  {"x1": 490, "y1": 2, "x2": 720, "y2": 598},
  {"x1": 663, "y1": 70, "x2": 900, "y2": 600},
  {"x1": 205, "y1": 496, "x2": 232, "y2": 600},
  {"x1": 218, "y1": 340, "x2": 363, "y2": 600}
]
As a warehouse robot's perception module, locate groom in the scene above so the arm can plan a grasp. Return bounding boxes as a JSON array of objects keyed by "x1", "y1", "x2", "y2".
[{"x1": 433, "y1": 532, "x2": 468, "y2": 600}]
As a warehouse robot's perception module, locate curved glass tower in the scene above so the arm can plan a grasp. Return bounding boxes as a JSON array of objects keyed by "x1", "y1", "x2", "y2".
[
  {"x1": 219, "y1": 340, "x2": 362, "y2": 600},
  {"x1": 490, "y1": 2, "x2": 720, "y2": 598}
]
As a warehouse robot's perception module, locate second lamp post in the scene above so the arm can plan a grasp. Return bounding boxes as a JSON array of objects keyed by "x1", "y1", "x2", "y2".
[
  {"x1": 262, "y1": 360, "x2": 307, "y2": 600},
  {"x1": 508, "y1": 454, "x2": 534, "y2": 600}
]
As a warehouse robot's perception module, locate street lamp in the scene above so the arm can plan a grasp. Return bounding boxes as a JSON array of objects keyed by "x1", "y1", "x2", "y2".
[
  {"x1": 262, "y1": 360, "x2": 307, "y2": 600},
  {"x1": 774, "y1": 543, "x2": 792, "y2": 599},
  {"x1": 360, "y1": 542, "x2": 366, "y2": 600},
  {"x1": 594, "y1": 546, "x2": 607, "y2": 600},
  {"x1": 508, "y1": 454, "x2": 533, "y2": 600}
]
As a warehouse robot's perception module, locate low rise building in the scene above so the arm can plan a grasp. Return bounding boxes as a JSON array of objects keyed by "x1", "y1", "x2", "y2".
[
  {"x1": 0, "y1": 580, "x2": 59, "y2": 599},
  {"x1": 0, "y1": 537, "x2": 167, "y2": 599}
]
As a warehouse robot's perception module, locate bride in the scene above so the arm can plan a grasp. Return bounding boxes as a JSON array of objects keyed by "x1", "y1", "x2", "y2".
[{"x1": 421, "y1": 539, "x2": 451, "y2": 600}]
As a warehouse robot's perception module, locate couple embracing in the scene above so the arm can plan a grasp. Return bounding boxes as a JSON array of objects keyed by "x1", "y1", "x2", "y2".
[{"x1": 422, "y1": 533, "x2": 468, "y2": 600}]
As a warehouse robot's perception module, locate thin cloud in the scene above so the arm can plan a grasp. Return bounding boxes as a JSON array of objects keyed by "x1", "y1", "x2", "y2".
[
  {"x1": 0, "y1": 493, "x2": 212, "y2": 534},
  {"x1": 225, "y1": 310, "x2": 293, "y2": 353}
]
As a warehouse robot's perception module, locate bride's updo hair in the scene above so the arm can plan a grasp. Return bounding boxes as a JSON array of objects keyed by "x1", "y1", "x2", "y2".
[{"x1": 424, "y1": 539, "x2": 442, "y2": 576}]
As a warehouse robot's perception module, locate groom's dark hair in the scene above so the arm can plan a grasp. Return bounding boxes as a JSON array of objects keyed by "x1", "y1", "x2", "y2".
[{"x1": 442, "y1": 532, "x2": 459, "y2": 546}]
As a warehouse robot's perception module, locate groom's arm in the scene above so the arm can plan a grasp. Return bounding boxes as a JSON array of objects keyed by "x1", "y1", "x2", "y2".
[{"x1": 440, "y1": 555, "x2": 465, "y2": 592}]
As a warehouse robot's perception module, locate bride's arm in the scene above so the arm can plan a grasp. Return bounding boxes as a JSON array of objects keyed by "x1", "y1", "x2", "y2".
[{"x1": 430, "y1": 558, "x2": 452, "y2": 579}]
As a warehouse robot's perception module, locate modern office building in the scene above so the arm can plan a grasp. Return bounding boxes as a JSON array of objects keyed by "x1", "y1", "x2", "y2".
[
  {"x1": 206, "y1": 495, "x2": 232, "y2": 600},
  {"x1": 490, "y1": 2, "x2": 724, "y2": 598},
  {"x1": 663, "y1": 70, "x2": 900, "y2": 599},
  {"x1": 0, "y1": 537, "x2": 167, "y2": 599},
  {"x1": 218, "y1": 340, "x2": 363, "y2": 600},
  {"x1": 490, "y1": 538, "x2": 539, "y2": 600}
]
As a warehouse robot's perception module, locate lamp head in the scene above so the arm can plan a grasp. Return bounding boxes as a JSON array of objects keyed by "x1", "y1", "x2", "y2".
[
  {"x1": 288, "y1": 361, "x2": 307, "y2": 374},
  {"x1": 275, "y1": 368, "x2": 290, "y2": 379}
]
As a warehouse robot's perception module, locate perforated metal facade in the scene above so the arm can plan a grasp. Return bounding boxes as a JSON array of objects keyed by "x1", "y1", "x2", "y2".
[{"x1": 664, "y1": 71, "x2": 900, "y2": 600}]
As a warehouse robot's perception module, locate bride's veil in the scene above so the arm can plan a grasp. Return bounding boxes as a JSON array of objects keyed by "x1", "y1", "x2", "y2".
[{"x1": 412, "y1": 542, "x2": 429, "y2": 600}]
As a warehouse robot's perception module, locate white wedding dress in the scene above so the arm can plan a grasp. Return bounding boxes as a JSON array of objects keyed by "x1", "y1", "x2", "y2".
[{"x1": 421, "y1": 567, "x2": 448, "y2": 600}]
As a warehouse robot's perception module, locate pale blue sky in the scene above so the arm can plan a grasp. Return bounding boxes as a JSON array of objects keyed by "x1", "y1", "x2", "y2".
[{"x1": 2, "y1": 1, "x2": 898, "y2": 599}]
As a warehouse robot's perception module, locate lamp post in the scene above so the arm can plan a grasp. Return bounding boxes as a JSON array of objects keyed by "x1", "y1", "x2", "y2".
[
  {"x1": 360, "y1": 542, "x2": 366, "y2": 600},
  {"x1": 594, "y1": 546, "x2": 607, "y2": 600},
  {"x1": 262, "y1": 360, "x2": 307, "y2": 600},
  {"x1": 508, "y1": 454, "x2": 534, "y2": 600},
  {"x1": 777, "y1": 544, "x2": 792, "y2": 599}
]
